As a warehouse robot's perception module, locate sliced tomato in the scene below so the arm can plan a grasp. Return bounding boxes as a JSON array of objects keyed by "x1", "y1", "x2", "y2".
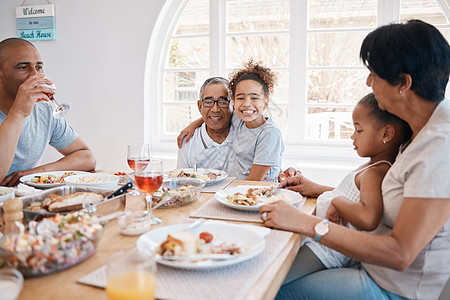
[{"x1": 199, "y1": 232, "x2": 213, "y2": 243}]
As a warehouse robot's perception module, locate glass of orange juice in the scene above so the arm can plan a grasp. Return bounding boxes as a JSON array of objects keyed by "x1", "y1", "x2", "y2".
[{"x1": 106, "y1": 248, "x2": 157, "y2": 300}]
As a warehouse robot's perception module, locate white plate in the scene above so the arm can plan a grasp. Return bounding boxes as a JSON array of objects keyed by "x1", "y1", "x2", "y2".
[
  {"x1": 136, "y1": 222, "x2": 265, "y2": 270},
  {"x1": 164, "y1": 168, "x2": 228, "y2": 185},
  {"x1": 20, "y1": 171, "x2": 91, "y2": 189},
  {"x1": 215, "y1": 186, "x2": 306, "y2": 212},
  {"x1": 0, "y1": 187, "x2": 15, "y2": 203}
]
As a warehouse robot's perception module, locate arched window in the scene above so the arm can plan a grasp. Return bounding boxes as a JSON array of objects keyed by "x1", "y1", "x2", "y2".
[{"x1": 146, "y1": 0, "x2": 450, "y2": 161}]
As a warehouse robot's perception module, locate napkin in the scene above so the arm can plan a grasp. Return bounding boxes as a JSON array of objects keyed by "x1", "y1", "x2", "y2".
[
  {"x1": 15, "y1": 183, "x2": 40, "y2": 197},
  {"x1": 204, "y1": 219, "x2": 270, "y2": 238}
]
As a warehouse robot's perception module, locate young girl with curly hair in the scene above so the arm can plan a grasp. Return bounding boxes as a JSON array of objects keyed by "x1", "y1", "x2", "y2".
[{"x1": 178, "y1": 59, "x2": 284, "y2": 181}]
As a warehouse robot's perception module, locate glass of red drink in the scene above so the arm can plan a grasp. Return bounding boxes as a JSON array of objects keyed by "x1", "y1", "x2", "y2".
[
  {"x1": 40, "y1": 81, "x2": 70, "y2": 118},
  {"x1": 127, "y1": 144, "x2": 151, "y2": 171},
  {"x1": 134, "y1": 158, "x2": 164, "y2": 225}
]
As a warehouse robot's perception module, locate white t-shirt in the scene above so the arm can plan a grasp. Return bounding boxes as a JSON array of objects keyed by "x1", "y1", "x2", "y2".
[
  {"x1": 177, "y1": 123, "x2": 234, "y2": 173},
  {"x1": 363, "y1": 99, "x2": 450, "y2": 299}
]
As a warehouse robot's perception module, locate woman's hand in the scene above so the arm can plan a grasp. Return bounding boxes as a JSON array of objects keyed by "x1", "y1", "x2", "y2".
[{"x1": 259, "y1": 200, "x2": 305, "y2": 231}]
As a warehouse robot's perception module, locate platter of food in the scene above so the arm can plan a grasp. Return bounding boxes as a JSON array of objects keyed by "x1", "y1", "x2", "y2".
[
  {"x1": 214, "y1": 186, "x2": 305, "y2": 212},
  {"x1": 0, "y1": 211, "x2": 105, "y2": 277},
  {"x1": 136, "y1": 222, "x2": 265, "y2": 270},
  {"x1": 21, "y1": 185, "x2": 125, "y2": 221},
  {"x1": 164, "y1": 168, "x2": 227, "y2": 185},
  {"x1": 19, "y1": 171, "x2": 91, "y2": 189}
]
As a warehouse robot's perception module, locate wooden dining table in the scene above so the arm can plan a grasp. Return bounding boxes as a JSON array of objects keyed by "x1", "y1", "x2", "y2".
[{"x1": 14, "y1": 179, "x2": 316, "y2": 300}]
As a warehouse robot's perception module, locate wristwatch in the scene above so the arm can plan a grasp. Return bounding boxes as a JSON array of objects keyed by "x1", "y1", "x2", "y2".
[{"x1": 314, "y1": 219, "x2": 329, "y2": 242}]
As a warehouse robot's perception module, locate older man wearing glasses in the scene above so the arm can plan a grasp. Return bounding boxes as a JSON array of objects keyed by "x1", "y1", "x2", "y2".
[{"x1": 176, "y1": 77, "x2": 234, "y2": 172}]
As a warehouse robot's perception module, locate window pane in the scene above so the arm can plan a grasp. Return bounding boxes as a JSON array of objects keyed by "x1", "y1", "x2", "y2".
[
  {"x1": 166, "y1": 37, "x2": 209, "y2": 68},
  {"x1": 174, "y1": 0, "x2": 209, "y2": 36},
  {"x1": 227, "y1": 0, "x2": 290, "y2": 33},
  {"x1": 267, "y1": 103, "x2": 288, "y2": 137},
  {"x1": 307, "y1": 69, "x2": 372, "y2": 104},
  {"x1": 400, "y1": 0, "x2": 448, "y2": 24},
  {"x1": 163, "y1": 103, "x2": 201, "y2": 134},
  {"x1": 309, "y1": 0, "x2": 377, "y2": 29},
  {"x1": 164, "y1": 71, "x2": 210, "y2": 102},
  {"x1": 308, "y1": 31, "x2": 370, "y2": 67},
  {"x1": 306, "y1": 107, "x2": 354, "y2": 140},
  {"x1": 226, "y1": 34, "x2": 289, "y2": 68},
  {"x1": 272, "y1": 70, "x2": 289, "y2": 102}
]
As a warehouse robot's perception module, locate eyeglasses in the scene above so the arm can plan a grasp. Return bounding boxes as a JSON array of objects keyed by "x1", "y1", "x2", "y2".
[{"x1": 201, "y1": 98, "x2": 230, "y2": 108}]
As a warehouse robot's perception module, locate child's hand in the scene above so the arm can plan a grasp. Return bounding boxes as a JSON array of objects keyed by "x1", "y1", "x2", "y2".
[
  {"x1": 326, "y1": 202, "x2": 347, "y2": 226},
  {"x1": 279, "y1": 175, "x2": 331, "y2": 198},
  {"x1": 176, "y1": 118, "x2": 204, "y2": 148},
  {"x1": 177, "y1": 128, "x2": 194, "y2": 148}
]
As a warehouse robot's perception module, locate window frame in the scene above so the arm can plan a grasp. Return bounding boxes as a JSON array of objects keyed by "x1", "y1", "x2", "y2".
[{"x1": 145, "y1": 0, "x2": 450, "y2": 163}]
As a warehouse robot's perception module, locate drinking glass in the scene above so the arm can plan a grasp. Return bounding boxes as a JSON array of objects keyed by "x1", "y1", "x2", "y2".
[
  {"x1": 127, "y1": 144, "x2": 150, "y2": 196},
  {"x1": 106, "y1": 248, "x2": 157, "y2": 300},
  {"x1": 127, "y1": 144, "x2": 150, "y2": 172},
  {"x1": 134, "y1": 159, "x2": 163, "y2": 225},
  {"x1": 40, "y1": 81, "x2": 70, "y2": 118}
]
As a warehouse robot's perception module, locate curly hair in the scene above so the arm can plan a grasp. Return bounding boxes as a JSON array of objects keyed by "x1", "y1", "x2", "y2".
[{"x1": 228, "y1": 59, "x2": 277, "y2": 99}]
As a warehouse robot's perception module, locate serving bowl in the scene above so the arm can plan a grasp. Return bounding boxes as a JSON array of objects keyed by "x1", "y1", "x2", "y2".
[
  {"x1": 64, "y1": 173, "x2": 119, "y2": 189},
  {"x1": 152, "y1": 178, "x2": 205, "y2": 208},
  {"x1": 0, "y1": 212, "x2": 105, "y2": 277},
  {"x1": 0, "y1": 187, "x2": 15, "y2": 203}
]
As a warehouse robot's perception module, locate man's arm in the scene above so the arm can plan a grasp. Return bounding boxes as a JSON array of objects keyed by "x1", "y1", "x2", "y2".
[
  {"x1": 0, "y1": 113, "x2": 26, "y2": 182},
  {"x1": 1, "y1": 137, "x2": 96, "y2": 186}
]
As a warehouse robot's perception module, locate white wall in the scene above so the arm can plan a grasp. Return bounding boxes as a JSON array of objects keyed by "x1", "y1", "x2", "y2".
[
  {"x1": 0, "y1": 0, "x2": 166, "y2": 172},
  {"x1": 0, "y1": 0, "x2": 354, "y2": 187}
]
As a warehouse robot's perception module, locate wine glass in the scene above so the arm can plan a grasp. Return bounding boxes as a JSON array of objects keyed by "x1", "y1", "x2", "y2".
[
  {"x1": 127, "y1": 144, "x2": 150, "y2": 196},
  {"x1": 134, "y1": 158, "x2": 164, "y2": 225},
  {"x1": 127, "y1": 144, "x2": 150, "y2": 172},
  {"x1": 40, "y1": 81, "x2": 70, "y2": 118}
]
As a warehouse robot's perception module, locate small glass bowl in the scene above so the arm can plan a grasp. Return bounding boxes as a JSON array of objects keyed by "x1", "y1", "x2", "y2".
[
  {"x1": 152, "y1": 178, "x2": 205, "y2": 208},
  {"x1": 0, "y1": 268, "x2": 23, "y2": 300},
  {"x1": 118, "y1": 211, "x2": 152, "y2": 236}
]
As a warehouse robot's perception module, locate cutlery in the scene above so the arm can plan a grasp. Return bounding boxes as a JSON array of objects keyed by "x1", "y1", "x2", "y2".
[
  {"x1": 156, "y1": 253, "x2": 236, "y2": 262},
  {"x1": 183, "y1": 218, "x2": 207, "y2": 232},
  {"x1": 106, "y1": 181, "x2": 134, "y2": 199}
]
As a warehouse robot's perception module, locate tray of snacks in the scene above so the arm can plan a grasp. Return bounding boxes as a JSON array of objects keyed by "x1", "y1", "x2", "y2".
[
  {"x1": 0, "y1": 211, "x2": 105, "y2": 277},
  {"x1": 21, "y1": 185, "x2": 125, "y2": 221},
  {"x1": 152, "y1": 178, "x2": 205, "y2": 208}
]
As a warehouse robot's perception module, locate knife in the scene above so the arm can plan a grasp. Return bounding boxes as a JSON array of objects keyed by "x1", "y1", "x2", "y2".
[{"x1": 106, "y1": 181, "x2": 134, "y2": 200}]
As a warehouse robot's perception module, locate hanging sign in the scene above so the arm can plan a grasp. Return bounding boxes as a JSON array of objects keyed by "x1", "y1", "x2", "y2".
[{"x1": 16, "y1": 4, "x2": 56, "y2": 41}]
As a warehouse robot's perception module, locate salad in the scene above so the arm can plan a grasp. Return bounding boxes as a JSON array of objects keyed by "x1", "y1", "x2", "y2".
[
  {"x1": 152, "y1": 184, "x2": 199, "y2": 208},
  {"x1": 0, "y1": 212, "x2": 103, "y2": 277}
]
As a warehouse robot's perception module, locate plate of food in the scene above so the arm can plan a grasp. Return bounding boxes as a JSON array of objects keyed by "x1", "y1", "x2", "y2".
[
  {"x1": 164, "y1": 168, "x2": 228, "y2": 185},
  {"x1": 152, "y1": 178, "x2": 205, "y2": 208},
  {"x1": 20, "y1": 171, "x2": 91, "y2": 189},
  {"x1": 214, "y1": 186, "x2": 305, "y2": 211},
  {"x1": 0, "y1": 187, "x2": 15, "y2": 203},
  {"x1": 136, "y1": 221, "x2": 265, "y2": 270}
]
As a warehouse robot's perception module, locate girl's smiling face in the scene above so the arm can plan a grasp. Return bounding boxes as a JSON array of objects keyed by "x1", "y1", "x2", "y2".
[{"x1": 233, "y1": 79, "x2": 269, "y2": 128}]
